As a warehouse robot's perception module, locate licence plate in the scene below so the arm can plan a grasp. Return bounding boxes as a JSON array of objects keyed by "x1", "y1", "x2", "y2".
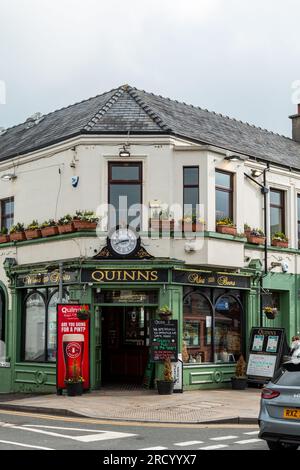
[{"x1": 284, "y1": 409, "x2": 300, "y2": 419}]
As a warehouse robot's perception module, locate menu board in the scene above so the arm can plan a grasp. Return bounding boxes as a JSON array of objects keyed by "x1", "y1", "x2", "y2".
[
  {"x1": 247, "y1": 328, "x2": 288, "y2": 384},
  {"x1": 150, "y1": 320, "x2": 178, "y2": 363}
]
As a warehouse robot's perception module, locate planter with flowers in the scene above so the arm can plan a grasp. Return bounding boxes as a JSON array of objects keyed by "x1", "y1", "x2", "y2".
[
  {"x1": 216, "y1": 218, "x2": 237, "y2": 236},
  {"x1": 10, "y1": 223, "x2": 26, "y2": 242},
  {"x1": 57, "y1": 214, "x2": 75, "y2": 234},
  {"x1": 41, "y1": 219, "x2": 59, "y2": 237},
  {"x1": 25, "y1": 220, "x2": 42, "y2": 240},
  {"x1": 72, "y1": 211, "x2": 98, "y2": 231},
  {"x1": 272, "y1": 232, "x2": 289, "y2": 249},
  {"x1": 65, "y1": 361, "x2": 84, "y2": 396},
  {"x1": 246, "y1": 228, "x2": 266, "y2": 245},
  {"x1": 0, "y1": 227, "x2": 10, "y2": 244},
  {"x1": 157, "y1": 305, "x2": 172, "y2": 321},
  {"x1": 150, "y1": 210, "x2": 175, "y2": 232},
  {"x1": 156, "y1": 358, "x2": 174, "y2": 395},
  {"x1": 231, "y1": 355, "x2": 248, "y2": 390},
  {"x1": 264, "y1": 306, "x2": 278, "y2": 320},
  {"x1": 180, "y1": 215, "x2": 205, "y2": 233}
]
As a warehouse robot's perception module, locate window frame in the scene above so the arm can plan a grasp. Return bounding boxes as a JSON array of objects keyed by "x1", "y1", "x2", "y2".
[
  {"x1": 215, "y1": 170, "x2": 234, "y2": 221},
  {"x1": 108, "y1": 162, "x2": 143, "y2": 229},
  {"x1": 1, "y1": 197, "x2": 14, "y2": 231},
  {"x1": 183, "y1": 166, "x2": 199, "y2": 215},
  {"x1": 270, "y1": 188, "x2": 285, "y2": 236}
]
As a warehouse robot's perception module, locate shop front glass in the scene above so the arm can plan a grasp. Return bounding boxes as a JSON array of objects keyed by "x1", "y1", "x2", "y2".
[{"x1": 183, "y1": 287, "x2": 243, "y2": 364}]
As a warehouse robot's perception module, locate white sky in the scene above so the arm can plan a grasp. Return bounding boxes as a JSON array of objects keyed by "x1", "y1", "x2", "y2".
[{"x1": 0, "y1": 0, "x2": 300, "y2": 136}]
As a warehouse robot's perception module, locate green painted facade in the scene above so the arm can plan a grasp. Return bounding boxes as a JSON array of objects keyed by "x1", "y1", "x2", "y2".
[{"x1": 0, "y1": 234, "x2": 298, "y2": 395}]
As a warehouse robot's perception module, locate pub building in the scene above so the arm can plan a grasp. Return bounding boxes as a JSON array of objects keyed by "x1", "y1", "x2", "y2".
[{"x1": 0, "y1": 84, "x2": 300, "y2": 394}]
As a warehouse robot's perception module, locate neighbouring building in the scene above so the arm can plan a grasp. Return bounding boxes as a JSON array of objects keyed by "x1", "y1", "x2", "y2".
[{"x1": 0, "y1": 84, "x2": 300, "y2": 393}]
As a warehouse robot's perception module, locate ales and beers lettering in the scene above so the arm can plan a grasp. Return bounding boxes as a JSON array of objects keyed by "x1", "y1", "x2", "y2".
[{"x1": 57, "y1": 305, "x2": 90, "y2": 391}]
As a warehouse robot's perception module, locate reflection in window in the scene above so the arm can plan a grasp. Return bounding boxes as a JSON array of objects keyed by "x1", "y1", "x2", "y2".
[
  {"x1": 47, "y1": 291, "x2": 69, "y2": 362},
  {"x1": 24, "y1": 292, "x2": 46, "y2": 362},
  {"x1": 214, "y1": 296, "x2": 242, "y2": 363},
  {"x1": 215, "y1": 170, "x2": 233, "y2": 221},
  {"x1": 183, "y1": 292, "x2": 213, "y2": 364}
]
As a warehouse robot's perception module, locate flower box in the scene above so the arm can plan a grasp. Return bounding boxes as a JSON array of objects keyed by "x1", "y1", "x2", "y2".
[
  {"x1": 41, "y1": 226, "x2": 59, "y2": 237},
  {"x1": 0, "y1": 235, "x2": 10, "y2": 244},
  {"x1": 10, "y1": 232, "x2": 26, "y2": 242},
  {"x1": 150, "y1": 220, "x2": 175, "y2": 231},
  {"x1": 181, "y1": 222, "x2": 205, "y2": 233},
  {"x1": 72, "y1": 220, "x2": 97, "y2": 231},
  {"x1": 216, "y1": 225, "x2": 237, "y2": 236},
  {"x1": 25, "y1": 229, "x2": 42, "y2": 240},
  {"x1": 247, "y1": 235, "x2": 266, "y2": 245},
  {"x1": 58, "y1": 223, "x2": 75, "y2": 234},
  {"x1": 272, "y1": 239, "x2": 289, "y2": 248}
]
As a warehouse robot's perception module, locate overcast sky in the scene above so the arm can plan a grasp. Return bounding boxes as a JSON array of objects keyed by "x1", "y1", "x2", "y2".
[{"x1": 0, "y1": 0, "x2": 300, "y2": 136}]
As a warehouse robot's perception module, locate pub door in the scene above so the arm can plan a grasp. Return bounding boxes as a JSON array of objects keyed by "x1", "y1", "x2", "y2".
[{"x1": 101, "y1": 306, "x2": 152, "y2": 385}]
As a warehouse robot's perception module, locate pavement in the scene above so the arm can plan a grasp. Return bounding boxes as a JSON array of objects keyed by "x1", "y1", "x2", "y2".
[{"x1": 0, "y1": 387, "x2": 261, "y2": 424}]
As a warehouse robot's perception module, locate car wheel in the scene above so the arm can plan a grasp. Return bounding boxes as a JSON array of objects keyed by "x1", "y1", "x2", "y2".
[{"x1": 267, "y1": 441, "x2": 299, "y2": 451}]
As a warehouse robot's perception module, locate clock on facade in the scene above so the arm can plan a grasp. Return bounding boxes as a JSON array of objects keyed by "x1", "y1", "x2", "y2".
[{"x1": 107, "y1": 227, "x2": 141, "y2": 258}]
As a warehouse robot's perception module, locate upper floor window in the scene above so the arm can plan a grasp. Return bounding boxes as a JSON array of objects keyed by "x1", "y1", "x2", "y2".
[
  {"x1": 1, "y1": 197, "x2": 14, "y2": 231},
  {"x1": 215, "y1": 170, "x2": 233, "y2": 221},
  {"x1": 108, "y1": 162, "x2": 142, "y2": 230},
  {"x1": 183, "y1": 167, "x2": 199, "y2": 216},
  {"x1": 270, "y1": 189, "x2": 285, "y2": 237}
]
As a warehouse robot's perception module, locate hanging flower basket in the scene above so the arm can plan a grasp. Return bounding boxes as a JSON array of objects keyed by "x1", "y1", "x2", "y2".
[
  {"x1": 158, "y1": 306, "x2": 172, "y2": 320},
  {"x1": 77, "y1": 306, "x2": 90, "y2": 320},
  {"x1": 264, "y1": 307, "x2": 278, "y2": 320}
]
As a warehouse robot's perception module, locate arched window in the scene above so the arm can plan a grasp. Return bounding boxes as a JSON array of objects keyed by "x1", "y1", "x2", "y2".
[
  {"x1": 24, "y1": 292, "x2": 46, "y2": 362},
  {"x1": 214, "y1": 294, "x2": 243, "y2": 363},
  {"x1": 183, "y1": 291, "x2": 213, "y2": 363},
  {"x1": 47, "y1": 290, "x2": 69, "y2": 362}
]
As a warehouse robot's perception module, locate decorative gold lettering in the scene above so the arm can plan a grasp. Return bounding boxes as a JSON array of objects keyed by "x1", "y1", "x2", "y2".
[
  {"x1": 92, "y1": 270, "x2": 105, "y2": 282},
  {"x1": 217, "y1": 276, "x2": 236, "y2": 287},
  {"x1": 137, "y1": 271, "x2": 150, "y2": 281},
  {"x1": 123, "y1": 271, "x2": 136, "y2": 282},
  {"x1": 150, "y1": 271, "x2": 159, "y2": 281},
  {"x1": 188, "y1": 273, "x2": 205, "y2": 284}
]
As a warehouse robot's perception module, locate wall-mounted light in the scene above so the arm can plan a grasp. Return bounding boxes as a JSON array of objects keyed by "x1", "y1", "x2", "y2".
[
  {"x1": 119, "y1": 145, "x2": 131, "y2": 158},
  {"x1": 1, "y1": 173, "x2": 17, "y2": 181},
  {"x1": 251, "y1": 169, "x2": 263, "y2": 178},
  {"x1": 224, "y1": 154, "x2": 244, "y2": 163}
]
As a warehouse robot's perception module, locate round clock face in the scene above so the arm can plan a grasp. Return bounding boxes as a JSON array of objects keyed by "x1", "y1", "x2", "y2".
[{"x1": 108, "y1": 228, "x2": 139, "y2": 257}]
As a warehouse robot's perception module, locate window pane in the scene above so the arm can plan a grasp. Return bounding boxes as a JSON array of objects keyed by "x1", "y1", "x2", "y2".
[
  {"x1": 270, "y1": 207, "x2": 282, "y2": 235},
  {"x1": 184, "y1": 167, "x2": 199, "y2": 186},
  {"x1": 109, "y1": 184, "x2": 141, "y2": 227},
  {"x1": 3, "y1": 200, "x2": 14, "y2": 215},
  {"x1": 216, "y1": 171, "x2": 231, "y2": 189},
  {"x1": 216, "y1": 190, "x2": 231, "y2": 220},
  {"x1": 47, "y1": 290, "x2": 69, "y2": 362},
  {"x1": 183, "y1": 291, "x2": 213, "y2": 363},
  {"x1": 111, "y1": 165, "x2": 140, "y2": 181},
  {"x1": 24, "y1": 293, "x2": 46, "y2": 362},
  {"x1": 184, "y1": 187, "x2": 199, "y2": 215},
  {"x1": 270, "y1": 190, "x2": 281, "y2": 206},
  {"x1": 214, "y1": 296, "x2": 242, "y2": 363}
]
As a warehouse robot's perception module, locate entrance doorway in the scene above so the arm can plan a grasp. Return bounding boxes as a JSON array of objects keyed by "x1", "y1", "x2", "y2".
[{"x1": 101, "y1": 306, "x2": 153, "y2": 385}]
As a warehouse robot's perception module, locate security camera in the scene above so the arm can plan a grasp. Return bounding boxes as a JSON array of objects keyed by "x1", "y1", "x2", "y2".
[{"x1": 281, "y1": 261, "x2": 289, "y2": 273}]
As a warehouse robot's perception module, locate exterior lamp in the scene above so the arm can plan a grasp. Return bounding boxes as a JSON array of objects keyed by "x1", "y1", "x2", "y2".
[
  {"x1": 251, "y1": 169, "x2": 263, "y2": 178},
  {"x1": 225, "y1": 154, "x2": 244, "y2": 163},
  {"x1": 119, "y1": 146, "x2": 131, "y2": 158},
  {"x1": 1, "y1": 173, "x2": 17, "y2": 181}
]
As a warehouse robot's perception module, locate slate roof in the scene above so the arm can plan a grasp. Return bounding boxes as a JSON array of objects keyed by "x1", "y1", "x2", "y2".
[{"x1": 0, "y1": 84, "x2": 300, "y2": 170}]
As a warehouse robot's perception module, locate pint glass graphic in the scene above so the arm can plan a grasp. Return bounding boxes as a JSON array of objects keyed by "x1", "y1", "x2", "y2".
[{"x1": 63, "y1": 334, "x2": 84, "y2": 381}]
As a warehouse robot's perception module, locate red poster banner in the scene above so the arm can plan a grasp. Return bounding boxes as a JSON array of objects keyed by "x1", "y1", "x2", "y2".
[{"x1": 57, "y1": 304, "x2": 90, "y2": 391}]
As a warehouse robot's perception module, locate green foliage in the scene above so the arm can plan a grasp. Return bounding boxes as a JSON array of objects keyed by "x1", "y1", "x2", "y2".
[
  {"x1": 1, "y1": 227, "x2": 8, "y2": 235},
  {"x1": 41, "y1": 219, "x2": 57, "y2": 228},
  {"x1": 58, "y1": 214, "x2": 73, "y2": 225},
  {"x1": 73, "y1": 210, "x2": 98, "y2": 223},
  {"x1": 10, "y1": 223, "x2": 25, "y2": 233},
  {"x1": 26, "y1": 220, "x2": 39, "y2": 230},
  {"x1": 235, "y1": 355, "x2": 247, "y2": 378},
  {"x1": 216, "y1": 218, "x2": 235, "y2": 227},
  {"x1": 272, "y1": 232, "x2": 288, "y2": 242}
]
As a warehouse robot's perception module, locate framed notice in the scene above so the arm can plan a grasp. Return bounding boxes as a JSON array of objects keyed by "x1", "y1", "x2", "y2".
[
  {"x1": 57, "y1": 304, "x2": 90, "y2": 392},
  {"x1": 247, "y1": 327, "x2": 288, "y2": 384}
]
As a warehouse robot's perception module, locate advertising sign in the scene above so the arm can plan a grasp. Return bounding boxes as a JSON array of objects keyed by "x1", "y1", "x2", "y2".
[
  {"x1": 247, "y1": 327, "x2": 288, "y2": 384},
  {"x1": 150, "y1": 319, "x2": 178, "y2": 363},
  {"x1": 57, "y1": 304, "x2": 90, "y2": 391},
  {"x1": 172, "y1": 269, "x2": 251, "y2": 290},
  {"x1": 172, "y1": 353, "x2": 183, "y2": 393}
]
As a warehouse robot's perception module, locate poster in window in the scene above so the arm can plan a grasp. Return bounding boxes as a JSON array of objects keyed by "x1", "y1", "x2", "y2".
[
  {"x1": 253, "y1": 335, "x2": 264, "y2": 352},
  {"x1": 266, "y1": 336, "x2": 279, "y2": 353}
]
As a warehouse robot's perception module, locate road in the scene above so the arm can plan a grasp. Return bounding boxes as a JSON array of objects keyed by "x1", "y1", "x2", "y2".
[{"x1": 0, "y1": 409, "x2": 268, "y2": 451}]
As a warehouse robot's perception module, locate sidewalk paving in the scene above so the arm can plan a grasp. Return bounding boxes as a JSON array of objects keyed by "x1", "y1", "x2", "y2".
[{"x1": 0, "y1": 388, "x2": 261, "y2": 424}]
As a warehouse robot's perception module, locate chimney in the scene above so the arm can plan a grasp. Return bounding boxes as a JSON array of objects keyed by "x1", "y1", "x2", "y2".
[{"x1": 290, "y1": 104, "x2": 300, "y2": 142}]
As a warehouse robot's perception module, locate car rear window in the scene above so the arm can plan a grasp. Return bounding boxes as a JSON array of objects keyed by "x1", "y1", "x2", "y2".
[{"x1": 273, "y1": 370, "x2": 300, "y2": 386}]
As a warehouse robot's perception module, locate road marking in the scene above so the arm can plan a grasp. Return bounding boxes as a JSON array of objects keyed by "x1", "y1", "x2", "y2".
[
  {"x1": 199, "y1": 444, "x2": 228, "y2": 450},
  {"x1": 243, "y1": 431, "x2": 259, "y2": 435},
  {"x1": 140, "y1": 446, "x2": 168, "y2": 450},
  {"x1": 235, "y1": 439, "x2": 262, "y2": 445},
  {"x1": 174, "y1": 440, "x2": 204, "y2": 446},
  {"x1": 4, "y1": 423, "x2": 136, "y2": 443},
  {"x1": 0, "y1": 439, "x2": 53, "y2": 450},
  {"x1": 210, "y1": 435, "x2": 238, "y2": 441}
]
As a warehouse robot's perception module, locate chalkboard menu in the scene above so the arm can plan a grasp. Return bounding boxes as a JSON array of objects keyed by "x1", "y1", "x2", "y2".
[
  {"x1": 247, "y1": 327, "x2": 289, "y2": 384},
  {"x1": 150, "y1": 320, "x2": 178, "y2": 363}
]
